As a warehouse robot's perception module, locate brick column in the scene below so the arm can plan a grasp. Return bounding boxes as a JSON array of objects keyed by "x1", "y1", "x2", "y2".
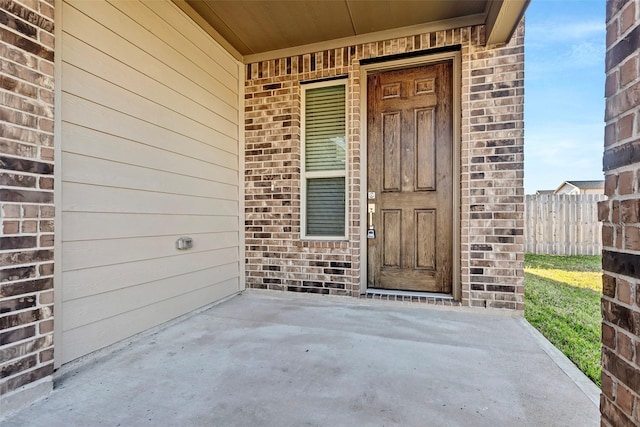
[
  {"x1": 0, "y1": 0, "x2": 56, "y2": 414},
  {"x1": 461, "y1": 23, "x2": 525, "y2": 310},
  {"x1": 600, "y1": 0, "x2": 640, "y2": 425}
]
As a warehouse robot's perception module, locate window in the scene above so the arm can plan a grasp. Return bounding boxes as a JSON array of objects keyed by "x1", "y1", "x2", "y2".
[{"x1": 301, "y1": 80, "x2": 347, "y2": 239}]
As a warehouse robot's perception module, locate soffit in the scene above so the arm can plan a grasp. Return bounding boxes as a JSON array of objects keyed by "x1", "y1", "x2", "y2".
[{"x1": 176, "y1": 0, "x2": 529, "y2": 63}]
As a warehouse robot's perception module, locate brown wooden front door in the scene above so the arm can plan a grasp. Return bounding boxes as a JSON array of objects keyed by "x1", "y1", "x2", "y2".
[{"x1": 367, "y1": 62, "x2": 453, "y2": 293}]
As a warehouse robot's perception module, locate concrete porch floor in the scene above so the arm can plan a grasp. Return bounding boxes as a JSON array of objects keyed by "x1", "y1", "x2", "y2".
[{"x1": 3, "y1": 291, "x2": 600, "y2": 426}]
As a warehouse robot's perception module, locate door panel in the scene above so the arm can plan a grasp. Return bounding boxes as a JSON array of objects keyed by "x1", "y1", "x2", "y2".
[
  {"x1": 415, "y1": 209, "x2": 436, "y2": 269},
  {"x1": 382, "y1": 210, "x2": 402, "y2": 267},
  {"x1": 416, "y1": 108, "x2": 436, "y2": 190},
  {"x1": 367, "y1": 62, "x2": 453, "y2": 293},
  {"x1": 382, "y1": 112, "x2": 401, "y2": 191}
]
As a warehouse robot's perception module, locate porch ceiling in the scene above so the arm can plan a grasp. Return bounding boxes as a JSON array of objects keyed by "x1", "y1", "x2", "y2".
[{"x1": 174, "y1": 0, "x2": 530, "y2": 63}]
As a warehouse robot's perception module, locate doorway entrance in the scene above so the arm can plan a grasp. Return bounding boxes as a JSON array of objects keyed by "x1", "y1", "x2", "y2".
[{"x1": 366, "y1": 61, "x2": 454, "y2": 293}]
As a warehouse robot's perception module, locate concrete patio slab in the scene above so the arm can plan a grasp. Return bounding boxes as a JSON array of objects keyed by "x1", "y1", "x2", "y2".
[{"x1": 2, "y1": 291, "x2": 600, "y2": 426}]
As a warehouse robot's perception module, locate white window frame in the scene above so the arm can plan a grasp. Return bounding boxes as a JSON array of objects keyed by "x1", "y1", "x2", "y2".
[{"x1": 300, "y1": 79, "x2": 349, "y2": 240}]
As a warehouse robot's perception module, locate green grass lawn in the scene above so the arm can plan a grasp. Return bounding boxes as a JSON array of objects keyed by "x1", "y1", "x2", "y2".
[{"x1": 524, "y1": 254, "x2": 602, "y2": 387}]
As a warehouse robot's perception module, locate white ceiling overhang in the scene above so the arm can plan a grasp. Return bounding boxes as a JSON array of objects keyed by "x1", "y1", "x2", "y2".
[{"x1": 174, "y1": 0, "x2": 529, "y2": 63}]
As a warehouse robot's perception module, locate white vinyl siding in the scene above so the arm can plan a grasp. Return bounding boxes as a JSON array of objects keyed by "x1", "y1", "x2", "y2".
[
  {"x1": 58, "y1": 0, "x2": 241, "y2": 365},
  {"x1": 301, "y1": 81, "x2": 347, "y2": 238}
]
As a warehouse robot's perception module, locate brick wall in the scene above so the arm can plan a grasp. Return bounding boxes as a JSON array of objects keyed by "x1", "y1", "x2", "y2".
[
  {"x1": 463, "y1": 24, "x2": 525, "y2": 309},
  {"x1": 0, "y1": 0, "x2": 55, "y2": 410},
  {"x1": 600, "y1": 0, "x2": 640, "y2": 425},
  {"x1": 244, "y1": 22, "x2": 524, "y2": 308}
]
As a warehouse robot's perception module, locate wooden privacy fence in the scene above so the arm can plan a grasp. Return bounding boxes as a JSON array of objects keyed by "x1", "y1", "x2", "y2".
[{"x1": 525, "y1": 194, "x2": 606, "y2": 255}]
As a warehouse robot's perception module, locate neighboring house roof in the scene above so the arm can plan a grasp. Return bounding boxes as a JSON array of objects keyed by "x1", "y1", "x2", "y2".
[
  {"x1": 535, "y1": 190, "x2": 554, "y2": 195},
  {"x1": 554, "y1": 180, "x2": 605, "y2": 194},
  {"x1": 564, "y1": 180, "x2": 605, "y2": 189}
]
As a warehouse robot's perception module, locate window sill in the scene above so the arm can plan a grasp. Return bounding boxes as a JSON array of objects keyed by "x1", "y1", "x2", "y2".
[{"x1": 300, "y1": 236, "x2": 348, "y2": 242}]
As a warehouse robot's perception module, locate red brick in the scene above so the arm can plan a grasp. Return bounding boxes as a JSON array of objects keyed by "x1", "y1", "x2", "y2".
[
  {"x1": 606, "y1": 82, "x2": 640, "y2": 122},
  {"x1": 626, "y1": 226, "x2": 640, "y2": 251},
  {"x1": 39, "y1": 234, "x2": 53, "y2": 247},
  {"x1": 40, "y1": 219, "x2": 54, "y2": 232},
  {"x1": 39, "y1": 31, "x2": 54, "y2": 49},
  {"x1": 620, "y1": 1, "x2": 636, "y2": 34},
  {"x1": 616, "y1": 384, "x2": 634, "y2": 416},
  {"x1": 39, "y1": 118, "x2": 53, "y2": 132},
  {"x1": 18, "y1": 0, "x2": 40, "y2": 11},
  {"x1": 606, "y1": 173, "x2": 619, "y2": 196},
  {"x1": 612, "y1": 201, "x2": 621, "y2": 223},
  {"x1": 604, "y1": 322, "x2": 617, "y2": 349},
  {"x1": 1, "y1": 295, "x2": 36, "y2": 313},
  {"x1": 602, "y1": 371, "x2": 615, "y2": 400},
  {"x1": 38, "y1": 262, "x2": 53, "y2": 276},
  {"x1": 602, "y1": 394, "x2": 636, "y2": 427},
  {"x1": 617, "y1": 277, "x2": 633, "y2": 304},
  {"x1": 39, "y1": 347, "x2": 54, "y2": 363},
  {"x1": 0, "y1": 308, "x2": 49, "y2": 329},
  {"x1": 620, "y1": 199, "x2": 639, "y2": 222},
  {"x1": 23, "y1": 205, "x2": 38, "y2": 218},
  {"x1": 0, "y1": 354, "x2": 37, "y2": 378},
  {"x1": 40, "y1": 147, "x2": 54, "y2": 161},
  {"x1": 3, "y1": 220, "x2": 20, "y2": 234},
  {"x1": 617, "y1": 226, "x2": 625, "y2": 249},
  {"x1": 599, "y1": 200, "x2": 612, "y2": 221},
  {"x1": 39, "y1": 59, "x2": 54, "y2": 76},
  {"x1": 619, "y1": 55, "x2": 638, "y2": 87},
  {"x1": 39, "y1": 290, "x2": 53, "y2": 305},
  {"x1": 606, "y1": 19, "x2": 619, "y2": 48},
  {"x1": 3, "y1": 364, "x2": 54, "y2": 392},
  {"x1": 0, "y1": 325, "x2": 35, "y2": 346},
  {"x1": 22, "y1": 220, "x2": 37, "y2": 233},
  {"x1": 618, "y1": 332, "x2": 634, "y2": 361},
  {"x1": 606, "y1": 72, "x2": 619, "y2": 98},
  {"x1": 39, "y1": 88, "x2": 53, "y2": 104},
  {"x1": 618, "y1": 170, "x2": 636, "y2": 194},
  {"x1": 40, "y1": 1, "x2": 54, "y2": 19},
  {"x1": 39, "y1": 319, "x2": 53, "y2": 334},
  {"x1": 605, "y1": 274, "x2": 620, "y2": 299},
  {"x1": 40, "y1": 206, "x2": 54, "y2": 218},
  {"x1": 39, "y1": 176, "x2": 53, "y2": 189},
  {"x1": 2, "y1": 204, "x2": 21, "y2": 218},
  {"x1": 618, "y1": 114, "x2": 635, "y2": 141}
]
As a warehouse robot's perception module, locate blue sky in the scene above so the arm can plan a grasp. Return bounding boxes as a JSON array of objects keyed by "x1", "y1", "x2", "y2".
[{"x1": 524, "y1": 0, "x2": 606, "y2": 193}]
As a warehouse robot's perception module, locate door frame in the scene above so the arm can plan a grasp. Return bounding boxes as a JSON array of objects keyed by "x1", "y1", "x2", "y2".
[{"x1": 359, "y1": 50, "x2": 461, "y2": 300}]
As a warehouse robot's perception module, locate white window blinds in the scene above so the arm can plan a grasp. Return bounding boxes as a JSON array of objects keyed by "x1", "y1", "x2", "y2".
[
  {"x1": 305, "y1": 85, "x2": 346, "y2": 171},
  {"x1": 306, "y1": 177, "x2": 345, "y2": 236},
  {"x1": 303, "y1": 82, "x2": 347, "y2": 238}
]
